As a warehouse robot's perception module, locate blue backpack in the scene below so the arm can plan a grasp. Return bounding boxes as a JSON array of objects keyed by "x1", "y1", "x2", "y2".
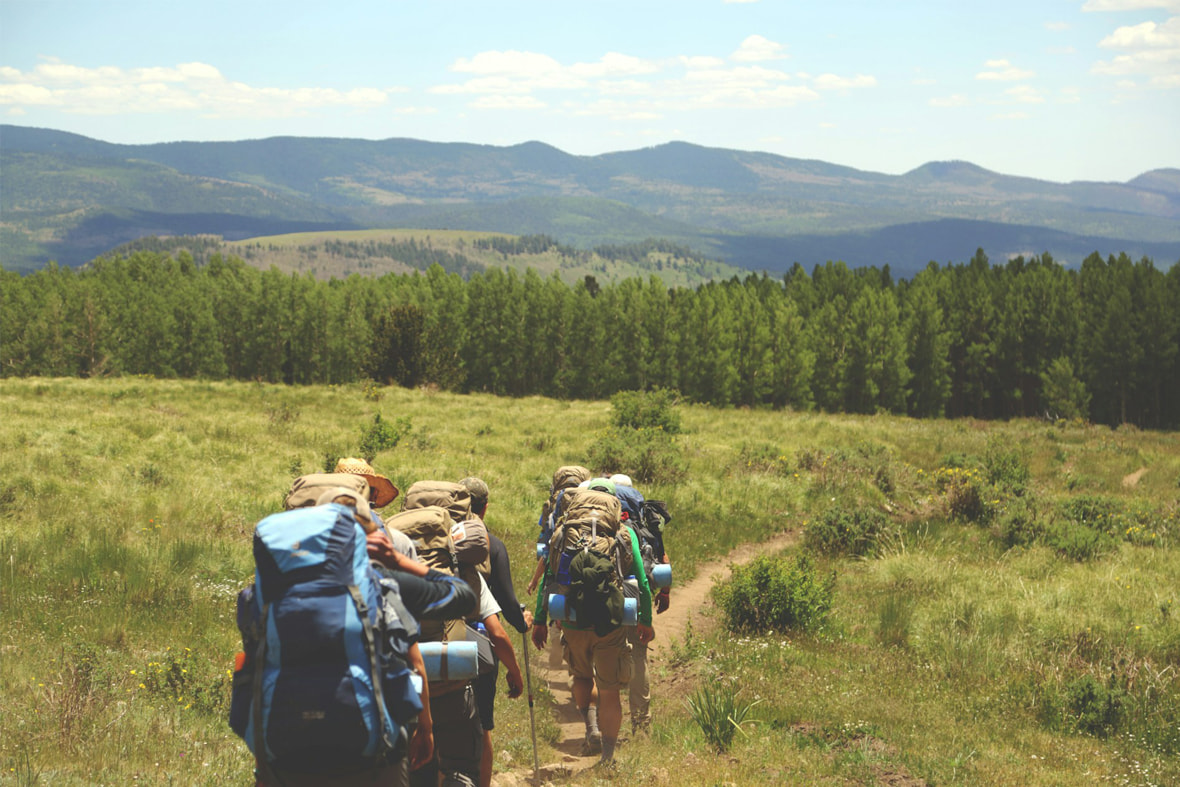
[{"x1": 229, "y1": 503, "x2": 422, "y2": 778}]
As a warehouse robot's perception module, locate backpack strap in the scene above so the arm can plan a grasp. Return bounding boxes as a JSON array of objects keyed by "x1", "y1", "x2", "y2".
[
  {"x1": 347, "y1": 584, "x2": 395, "y2": 758},
  {"x1": 251, "y1": 602, "x2": 287, "y2": 787}
]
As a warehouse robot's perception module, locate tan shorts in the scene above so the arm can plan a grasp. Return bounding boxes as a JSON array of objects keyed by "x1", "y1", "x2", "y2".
[{"x1": 561, "y1": 626, "x2": 633, "y2": 691}]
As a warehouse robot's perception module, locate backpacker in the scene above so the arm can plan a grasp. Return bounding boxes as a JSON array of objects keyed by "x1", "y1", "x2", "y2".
[
  {"x1": 547, "y1": 489, "x2": 633, "y2": 635},
  {"x1": 537, "y1": 465, "x2": 591, "y2": 543},
  {"x1": 400, "y1": 480, "x2": 491, "y2": 579},
  {"x1": 229, "y1": 503, "x2": 422, "y2": 778},
  {"x1": 612, "y1": 485, "x2": 672, "y2": 596},
  {"x1": 386, "y1": 498, "x2": 486, "y2": 695}
]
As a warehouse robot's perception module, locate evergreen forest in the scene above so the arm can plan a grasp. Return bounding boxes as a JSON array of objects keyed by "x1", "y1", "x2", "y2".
[{"x1": 2, "y1": 248, "x2": 1177, "y2": 429}]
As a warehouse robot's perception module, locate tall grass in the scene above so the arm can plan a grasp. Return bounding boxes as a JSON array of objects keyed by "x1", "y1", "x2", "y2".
[{"x1": 1, "y1": 378, "x2": 1178, "y2": 785}]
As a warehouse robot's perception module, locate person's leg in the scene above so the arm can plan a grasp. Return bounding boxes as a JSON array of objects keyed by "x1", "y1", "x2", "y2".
[
  {"x1": 474, "y1": 666, "x2": 497, "y2": 787},
  {"x1": 590, "y1": 627, "x2": 633, "y2": 762},
  {"x1": 626, "y1": 627, "x2": 651, "y2": 732},
  {"x1": 434, "y1": 685, "x2": 483, "y2": 787},
  {"x1": 562, "y1": 628, "x2": 601, "y2": 753}
]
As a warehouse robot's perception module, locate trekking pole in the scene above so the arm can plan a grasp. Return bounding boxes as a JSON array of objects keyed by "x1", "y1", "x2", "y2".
[{"x1": 521, "y1": 627, "x2": 540, "y2": 781}]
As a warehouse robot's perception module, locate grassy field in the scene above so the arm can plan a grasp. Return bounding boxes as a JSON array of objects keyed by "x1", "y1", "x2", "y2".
[
  {"x1": 1, "y1": 377, "x2": 1177, "y2": 785},
  {"x1": 220, "y1": 228, "x2": 743, "y2": 287}
]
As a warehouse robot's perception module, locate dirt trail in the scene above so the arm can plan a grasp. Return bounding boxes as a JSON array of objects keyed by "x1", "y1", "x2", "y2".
[
  {"x1": 1122, "y1": 467, "x2": 1148, "y2": 488},
  {"x1": 494, "y1": 530, "x2": 800, "y2": 785}
]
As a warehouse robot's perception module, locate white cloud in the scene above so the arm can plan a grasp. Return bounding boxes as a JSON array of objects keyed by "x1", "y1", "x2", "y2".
[
  {"x1": 812, "y1": 73, "x2": 877, "y2": 90},
  {"x1": 1005, "y1": 85, "x2": 1045, "y2": 103},
  {"x1": 1092, "y1": 17, "x2": 1180, "y2": 88},
  {"x1": 976, "y1": 59, "x2": 1036, "y2": 80},
  {"x1": 1046, "y1": 21, "x2": 1071, "y2": 32},
  {"x1": 0, "y1": 59, "x2": 393, "y2": 116},
  {"x1": 470, "y1": 94, "x2": 546, "y2": 110},
  {"x1": 731, "y1": 35, "x2": 788, "y2": 62},
  {"x1": 930, "y1": 94, "x2": 969, "y2": 107},
  {"x1": 1083, "y1": 0, "x2": 1180, "y2": 11}
]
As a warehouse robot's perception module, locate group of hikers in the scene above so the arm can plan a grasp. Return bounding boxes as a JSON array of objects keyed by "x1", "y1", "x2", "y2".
[{"x1": 229, "y1": 459, "x2": 672, "y2": 786}]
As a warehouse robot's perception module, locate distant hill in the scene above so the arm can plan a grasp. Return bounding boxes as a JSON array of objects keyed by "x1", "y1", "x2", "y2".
[{"x1": 2, "y1": 124, "x2": 1177, "y2": 276}]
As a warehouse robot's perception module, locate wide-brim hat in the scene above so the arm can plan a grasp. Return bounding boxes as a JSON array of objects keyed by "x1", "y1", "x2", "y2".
[{"x1": 334, "y1": 457, "x2": 400, "y2": 508}]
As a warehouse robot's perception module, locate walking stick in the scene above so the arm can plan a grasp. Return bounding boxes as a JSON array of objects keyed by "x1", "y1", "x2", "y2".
[{"x1": 521, "y1": 628, "x2": 540, "y2": 781}]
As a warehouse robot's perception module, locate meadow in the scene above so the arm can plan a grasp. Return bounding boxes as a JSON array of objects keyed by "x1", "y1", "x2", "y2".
[{"x1": 1, "y1": 377, "x2": 1177, "y2": 786}]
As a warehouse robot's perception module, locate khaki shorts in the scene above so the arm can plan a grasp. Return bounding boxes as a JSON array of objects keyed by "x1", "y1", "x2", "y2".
[{"x1": 561, "y1": 626, "x2": 632, "y2": 691}]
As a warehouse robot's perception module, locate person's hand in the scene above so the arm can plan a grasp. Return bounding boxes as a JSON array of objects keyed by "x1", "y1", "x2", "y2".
[
  {"x1": 525, "y1": 578, "x2": 538, "y2": 594},
  {"x1": 366, "y1": 530, "x2": 397, "y2": 566},
  {"x1": 637, "y1": 624, "x2": 655, "y2": 644},
  {"x1": 506, "y1": 669, "x2": 524, "y2": 699},
  {"x1": 522, "y1": 608, "x2": 534, "y2": 628},
  {"x1": 408, "y1": 721, "x2": 433, "y2": 771},
  {"x1": 655, "y1": 589, "x2": 670, "y2": 614},
  {"x1": 531, "y1": 622, "x2": 548, "y2": 651}
]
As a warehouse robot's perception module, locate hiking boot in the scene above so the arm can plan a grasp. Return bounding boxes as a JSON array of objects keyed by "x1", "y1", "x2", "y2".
[{"x1": 580, "y1": 730, "x2": 603, "y2": 756}]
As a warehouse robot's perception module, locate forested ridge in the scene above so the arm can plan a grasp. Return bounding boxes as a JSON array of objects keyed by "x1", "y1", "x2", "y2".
[{"x1": 2, "y1": 248, "x2": 1177, "y2": 428}]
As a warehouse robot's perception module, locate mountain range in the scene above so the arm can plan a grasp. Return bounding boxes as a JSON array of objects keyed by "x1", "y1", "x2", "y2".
[{"x1": 2, "y1": 123, "x2": 1178, "y2": 277}]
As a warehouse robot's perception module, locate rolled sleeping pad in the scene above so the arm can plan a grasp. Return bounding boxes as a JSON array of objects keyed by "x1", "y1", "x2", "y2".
[
  {"x1": 651, "y1": 563, "x2": 672, "y2": 588},
  {"x1": 536, "y1": 543, "x2": 549, "y2": 560},
  {"x1": 418, "y1": 641, "x2": 479, "y2": 683},
  {"x1": 548, "y1": 593, "x2": 637, "y2": 626}
]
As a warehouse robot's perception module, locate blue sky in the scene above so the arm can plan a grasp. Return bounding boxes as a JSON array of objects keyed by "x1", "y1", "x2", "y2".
[{"x1": 2, "y1": 0, "x2": 1177, "y2": 183}]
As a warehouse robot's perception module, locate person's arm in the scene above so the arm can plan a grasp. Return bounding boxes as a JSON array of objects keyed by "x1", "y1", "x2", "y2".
[
  {"x1": 404, "y1": 643, "x2": 433, "y2": 771},
  {"x1": 530, "y1": 557, "x2": 551, "y2": 650},
  {"x1": 487, "y1": 537, "x2": 529, "y2": 633},
  {"x1": 481, "y1": 613, "x2": 524, "y2": 699},
  {"x1": 624, "y1": 526, "x2": 654, "y2": 643},
  {"x1": 387, "y1": 568, "x2": 477, "y2": 620}
]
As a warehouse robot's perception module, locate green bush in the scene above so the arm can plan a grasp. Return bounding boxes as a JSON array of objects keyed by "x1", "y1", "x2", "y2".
[
  {"x1": 586, "y1": 426, "x2": 686, "y2": 485},
  {"x1": 994, "y1": 497, "x2": 1046, "y2": 549},
  {"x1": 804, "y1": 505, "x2": 887, "y2": 557},
  {"x1": 357, "y1": 413, "x2": 412, "y2": 462},
  {"x1": 610, "y1": 388, "x2": 682, "y2": 434},
  {"x1": 1048, "y1": 520, "x2": 1117, "y2": 562},
  {"x1": 1066, "y1": 674, "x2": 1123, "y2": 737},
  {"x1": 984, "y1": 438, "x2": 1030, "y2": 495},
  {"x1": 712, "y1": 553, "x2": 835, "y2": 634}
]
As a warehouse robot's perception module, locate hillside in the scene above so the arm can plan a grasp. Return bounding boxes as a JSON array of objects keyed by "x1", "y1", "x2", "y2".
[{"x1": 2, "y1": 124, "x2": 1178, "y2": 275}]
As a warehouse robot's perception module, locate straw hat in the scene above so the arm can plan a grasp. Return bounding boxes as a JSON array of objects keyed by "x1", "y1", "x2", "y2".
[{"x1": 333, "y1": 457, "x2": 399, "y2": 508}]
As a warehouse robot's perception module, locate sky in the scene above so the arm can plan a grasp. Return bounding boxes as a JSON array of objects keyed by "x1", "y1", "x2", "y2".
[{"x1": 1, "y1": 0, "x2": 1178, "y2": 184}]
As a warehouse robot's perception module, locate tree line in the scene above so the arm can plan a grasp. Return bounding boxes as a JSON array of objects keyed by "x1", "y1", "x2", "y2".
[{"x1": 2, "y1": 248, "x2": 1177, "y2": 428}]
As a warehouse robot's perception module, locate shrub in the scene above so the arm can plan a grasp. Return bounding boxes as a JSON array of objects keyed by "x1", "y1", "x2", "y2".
[
  {"x1": 686, "y1": 682, "x2": 760, "y2": 752},
  {"x1": 934, "y1": 465, "x2": 988, "y2": 523},
  {"x1": 586, "y1": 426, "x2": 686, "y2": 485},
  {"x1": 712, "y1": 553, "x2": 835, "y2": 634},
  {"x1": 1066, "y1": 674, "x2": 1122, "y2": 737},
  {"x1": 610, "y1": 388, "x2": 682, "y2": 434},
  {"x1": 804, "y1": 505, "x2": 887, "y2": 557},
  {"x1": 357, "y1": 413, "x2": 412, "y2": 462},
  {"x1": 984, "y1": 437, "x2": 1030, "y2": 495},
  {"x1": 1048, "y1": 520, "x2": 1117, "y2": 562},
  {"x1": 994, "y1": 497, "x2": 1046, "y2": 549}
]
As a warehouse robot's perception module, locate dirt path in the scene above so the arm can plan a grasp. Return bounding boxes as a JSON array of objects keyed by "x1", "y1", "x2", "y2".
[
  {"x1": 1122, "y1": 467, "x2": 1148, "y2": 488},
  {"x1": 494, "y1": 530, "x2": 800, "y2": 785}
]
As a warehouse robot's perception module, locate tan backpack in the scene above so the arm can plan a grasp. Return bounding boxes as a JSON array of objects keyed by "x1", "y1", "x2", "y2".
[
  {"x1": 385, "y1": 504, "x2": 475, "y2": 695},
  {"x1": 284, "y1": 473, "x2": 370, "y2": 511}
]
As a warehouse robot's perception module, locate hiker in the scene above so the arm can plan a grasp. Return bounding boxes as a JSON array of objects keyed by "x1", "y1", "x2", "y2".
[
  {"x1": 390, "y1": 480, "x2": 522, "y2": 787},
  {"x1": 458, "y1": 477, "x2": 531, "y2": 787},
  {"x1": 531, "y1": 479, "x2": 654, "y2": 764},
  {"x1": 608, "y1": 472, "x2": 672, "y2": 734},
  {"x1": 526, "y1": 464, "x2": 592, "y2": 595},
  {"x1": 234, "y1": 487, "x2": 477, "y2": 787}
]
